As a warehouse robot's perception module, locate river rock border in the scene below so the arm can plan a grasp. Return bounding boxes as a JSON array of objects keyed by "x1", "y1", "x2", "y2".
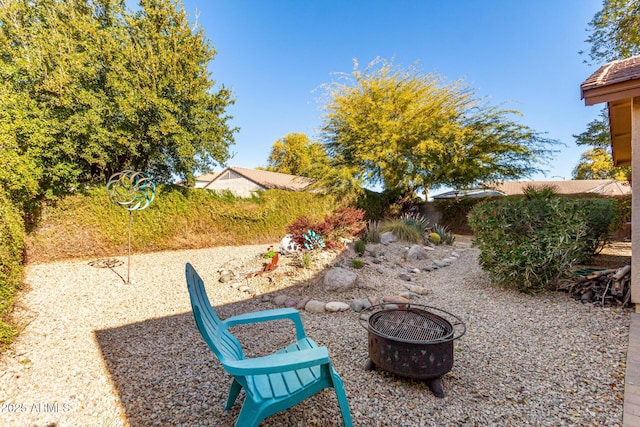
[{"x1": 223, "y1": 247, "x2": 463, "y2": 314}]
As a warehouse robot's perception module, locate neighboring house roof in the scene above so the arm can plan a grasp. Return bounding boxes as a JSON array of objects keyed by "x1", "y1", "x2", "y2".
[
  {"x1": 432, "y1": 188, "x2": 504, "y2": 199},
  {"x1": 202, "y1": 166, "x2": 314, "y2": 192},
  {"x1": 484, "y1": 180, "x2": 631, "y2": 196},
  {"x1": 194, "y1": 172, "x2": 220, "y2": 187},
  {"x1": 432, "y1": 180, "x2": 631, "y2": 200}
]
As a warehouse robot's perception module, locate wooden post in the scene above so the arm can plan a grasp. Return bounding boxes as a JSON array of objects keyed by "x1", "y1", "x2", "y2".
[{"x1": 632, "y1": 96, "x2": 640, "y2": 310}]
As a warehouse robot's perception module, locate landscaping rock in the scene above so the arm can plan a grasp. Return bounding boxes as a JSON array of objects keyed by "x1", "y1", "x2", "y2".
[
  {"x1": 382, "y1": 295, "x2": 410, "y2": 304},
  {"x1": 368, "y1": 296, "x2": 381, "y2": 306},
  {"x1": 279, "y1": 234, "x2": 301, "y2": 253},
  {"x1": 296, "y1": 297, "x2": 311, "y2": 310},
  {"x1": 434, "y1": 259, "x2": 451, "y2": 268},
  {"x1": 407, "y1": 244, "x2": 428, "y2": 260},
  {"x1": 404, "y1": 284, "x2": 429, "y2": 295},
  {"x1": 398, "y1": 273, "x2": 412, "y2": 282},
  {"x1": 324, "y1": 267, "x2": 358, "y2": 292},
  {"x1": 326, "y1": 301, "x2": 350, "y2": 312},
  {"x1": 399, "y1": 291, "x2": 421, "y2": 300},
  {"x1": 261, "y1": 295, "x2": 271, "y2": 302},
  {"x1": 380, "y1": 232, "x2": 396, "y2": 245},
  {"x1": 219, "y1": 271, "x2": 233, "y2": 283},
  {"x1": 273, "y1": 295, "x2": 289, "y2": 306},
  {"x1": 304, "y1": 300, "x2": 326, "y2": 313},
  {"x1": 350, "y1": 299, "x2": 372, "y2": 312},
  {"x1": 284, "y1": 297, "x2": 298, "y2": 308}
]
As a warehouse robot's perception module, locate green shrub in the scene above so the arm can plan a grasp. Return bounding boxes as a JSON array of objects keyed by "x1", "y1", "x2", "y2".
[
  {"x1": 0, "y1": 189, "x2": 25, "y2": 348},
  {"x1": 301, "y1": 252, "x2": 312, "y2": 268},
  {"x1": 26, "y1": 186, "x2": 338, "y2": 263},
  {"x1": 351, "y1": 259, "x2": 365, "y2": 269},
  {"x1": 468, "y1": 197, "x2": 616, "y2": 293},
  {"x1": 434, "y1": 197, "x2": 491, "y2": 233},
  {"x1": 354, "y1": 239, "x2": 366, "y2": 256}
]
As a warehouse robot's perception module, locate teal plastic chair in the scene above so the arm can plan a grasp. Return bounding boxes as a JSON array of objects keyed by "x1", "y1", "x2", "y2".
[{"x1": 185, "y1": 263, "x2": 353, "y2": 427}]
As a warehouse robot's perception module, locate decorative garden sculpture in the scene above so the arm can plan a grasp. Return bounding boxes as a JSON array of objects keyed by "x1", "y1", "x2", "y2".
[{"x1": 106, "y1": 170, "x2": 156, "y2": 284}]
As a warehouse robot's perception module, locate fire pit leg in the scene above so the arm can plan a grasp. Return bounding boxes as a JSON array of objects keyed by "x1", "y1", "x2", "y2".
[
  {"x1": 364, "y1": 359, "x2": 376, "y2": 371},
  {"x1": 428, "y1": 377, "x2": 445, "y2": 398}
]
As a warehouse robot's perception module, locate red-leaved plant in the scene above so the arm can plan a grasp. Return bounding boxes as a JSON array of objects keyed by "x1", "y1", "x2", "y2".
[{"x1": 285, "y1": 207, "x2": 366, "y2": 250}]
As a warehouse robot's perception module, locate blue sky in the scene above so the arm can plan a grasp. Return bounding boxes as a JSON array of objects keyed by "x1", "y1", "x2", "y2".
[{"x1": 180, "y1": 0, "x2": 604, "y2": 184}]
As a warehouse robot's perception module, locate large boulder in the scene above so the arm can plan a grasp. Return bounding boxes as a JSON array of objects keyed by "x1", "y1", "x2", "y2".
[
  {"x1": 279, "y1": 234, "x2": 301, "y2": 253},
  {"x1": 380, "y1": 232, "x2": 397, "y2": 245},
  {"x1": 325, "y1": 301, "x2": 350, "y2": 312},
  {"x1": 407, "y1": 244, "x2": 428, "y2": 260},
  {"x1": 323, "y1": 267, "x2": 358, "y2": 292},
  {"x1": 304, "y1": 300, "x2": 327, "y2": 313}
]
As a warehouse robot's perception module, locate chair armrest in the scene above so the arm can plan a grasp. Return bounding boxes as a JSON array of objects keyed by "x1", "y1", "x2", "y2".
[
  {"x1": 222, "y1": 346, "x2": 331, "y2": 376},
  {"x1": 223, "y1": 308, "x2": 307, "y2": 340}
]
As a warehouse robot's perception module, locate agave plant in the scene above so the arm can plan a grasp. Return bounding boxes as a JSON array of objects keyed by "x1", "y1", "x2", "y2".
[{"x1": 399, "y1": 212, "x2": 429, "y2": 235}]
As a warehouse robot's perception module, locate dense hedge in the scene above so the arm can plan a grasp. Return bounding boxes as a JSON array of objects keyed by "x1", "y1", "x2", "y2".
[
  {"x1": 468, "y1": 196, "x2": 616, "y2": 293},
  {"x1": 26, "y1": 186, "x2": 338, "y2": 263},
  {"x1": 0, "y1": 189, "x2": 25, "y2": 347}
]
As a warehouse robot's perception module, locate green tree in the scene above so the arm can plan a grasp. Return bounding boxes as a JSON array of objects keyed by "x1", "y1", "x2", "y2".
[
  {"x1": 574, "y1": 109, "x2": 611, "y2": 148},
  {"x1": 583, "y1": 0, "x2": 640, "y2": 65},
  {"x1": 574, "y1": 0, "x2": 640, "y2": 180},
  {"x1": 0, "y1": 0, "x2": 235, "y2": 214},
  {"x1": 320, "y1": 59, "x2": 556, "y2": 199},
  {"x1": 266, "y1": 132, "x2": 329, "y2": 177},
  {"x1": 572, "y1": 147, "x2": 630, "y2": 180}
]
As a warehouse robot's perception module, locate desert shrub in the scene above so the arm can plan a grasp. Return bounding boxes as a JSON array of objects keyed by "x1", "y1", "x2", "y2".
[
  {"x1": 379, "y1": 219, "x2": 424, "y2": 244},
  {"x1": 354, "y1": 239, "x2": 366, "y2": 256},
  {"x1": 0, "y1": 189, "x2": 25, "y2": 348},
  {"x1": 301, "y1": 252, "x2": 312, "y2": 268},
  {"x1": 468, "y1": 197, "x2": 616, "y2": 293},
  {"x1": 434, "y1": 197, "x2": 491, "y2": 233},
  {"x1": 611, "y1": 194, "x2": 631, "y2": 237},
  {"x1": 522, "y1": 184, "x2": 558, "y2": 200},
  {"x1": 365, "y1": 220, "x2": 381, "y2": 243}
]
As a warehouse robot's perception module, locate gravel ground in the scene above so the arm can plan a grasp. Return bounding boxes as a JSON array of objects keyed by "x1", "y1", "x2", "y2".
[{"x1": 0, "y1": 240, "x2": 631, "y2": 427}]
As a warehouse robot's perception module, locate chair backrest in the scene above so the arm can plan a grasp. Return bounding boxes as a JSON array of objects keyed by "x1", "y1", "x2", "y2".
[{"x1": 186, "y1": 263, "x2": 244, "y2": 363}]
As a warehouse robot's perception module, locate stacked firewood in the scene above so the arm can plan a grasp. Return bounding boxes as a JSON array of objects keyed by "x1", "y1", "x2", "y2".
[{"x1": 562, "y1": 265, "x2": 631, "y2": 307}]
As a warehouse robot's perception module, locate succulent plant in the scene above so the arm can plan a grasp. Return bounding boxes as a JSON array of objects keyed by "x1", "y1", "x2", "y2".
[{"x1": 428, "y1": 232, "x2": 441, "y2": 244}]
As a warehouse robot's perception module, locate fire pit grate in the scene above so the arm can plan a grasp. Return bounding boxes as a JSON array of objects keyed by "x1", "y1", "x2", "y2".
[
  {"x1": 359, "y1": 304, "x2": 466, "y2": 398},
  {"x1": 368, "y1": 308, "x2": 454, "y2": 343}
]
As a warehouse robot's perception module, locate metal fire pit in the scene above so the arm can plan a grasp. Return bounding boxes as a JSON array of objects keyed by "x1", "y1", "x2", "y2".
[{"x1": 359, "y1": 304, "x2": 466, "y2": 398}]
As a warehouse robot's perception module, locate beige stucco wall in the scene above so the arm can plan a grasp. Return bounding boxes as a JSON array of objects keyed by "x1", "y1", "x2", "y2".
[
  {"x1": 632, "y1": 97, "x2": 640, "y2": 309},
  {"x1": 205, "y1": 178, "x2": 265, "y2": 198}
]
